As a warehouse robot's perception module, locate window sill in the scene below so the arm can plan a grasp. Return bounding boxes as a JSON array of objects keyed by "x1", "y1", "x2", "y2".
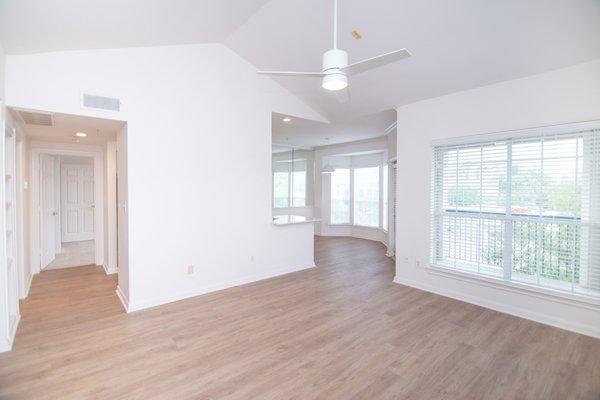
[
  {"x1": 427, "y1": 264, "x2": 600, "y2": 310},
  {"x1": 328, "y1": 223, "x2": 383, "y2": 230}
]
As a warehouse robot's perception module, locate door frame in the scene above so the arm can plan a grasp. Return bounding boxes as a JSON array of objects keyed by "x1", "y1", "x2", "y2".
[
  {"x1": 30, "y1": 142, "x2": 105, "y2": 273},
  {"x1": 39, "y1": 153, "x2": 57, "y2": 269}
]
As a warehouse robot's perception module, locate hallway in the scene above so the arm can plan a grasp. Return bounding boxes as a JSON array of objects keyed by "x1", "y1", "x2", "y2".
[
  {"x1": 45, "y1": 240, "x2": 95, "y2": 270},
  {"x1": 0, "y1": 237, "x2": 598, "y2": 399}
]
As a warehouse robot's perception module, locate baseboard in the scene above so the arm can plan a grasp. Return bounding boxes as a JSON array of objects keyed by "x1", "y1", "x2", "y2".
[
  {"x1": 0, "y1": 314, "x2": 21, "y2": 353},
  {"x1": 115, "y1": 285, "x2": 129, "y2": 312},
  {"x1": 319, "y1": 231, "x2": 388, "y2": 247},
  {"x1": 393, "y1": 276, "x2": 600, "y2": 339},
  {"x1": 102, "y1": 264, "x2": 118, "y2": 275},
  {"x1": 127, "y1": 263, "x2": 316, "y2": 313},
  {"x1": 21, "y1": 273, "x2": 34, "y2": 299}
]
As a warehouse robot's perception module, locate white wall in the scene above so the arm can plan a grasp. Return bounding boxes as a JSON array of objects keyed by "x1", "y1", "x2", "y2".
[
  {"x1": 0, "y1": 40, "x2": 8, "y2": 351},
  {"x1": 103, "y1": 141, "x2": 117, "y2": 274},
  {"x1": 5, "y1": 44, "x2": 325, "y2": 311},
  {"x1": 394, "y1": 59, "x2": 600, "y2": 338},
  {"x1": 116, "y1": 125, "x2": 129, "y2": 304},
  {"x1": 15, "y1": 134, "x2": 30, "y2": 298},
  {"x1": 53, "y1": 155, "x2": 61, "y2": 253}
]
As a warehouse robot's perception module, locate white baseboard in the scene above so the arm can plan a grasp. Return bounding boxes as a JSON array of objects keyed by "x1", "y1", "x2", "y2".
[
  {"x1": 393, "y1": 276, "x2": 600, "y2": 339},
  {"x1": 0, "y1": 314, "x2": 21, "y2": 353},
  {"x1": 102, "y1": 264, "x2": 118, "y2": 275},
  {"x1": 115, "y1": 285, "x2": 129, "y2": 312},
  {"x1": 127, "y1": 263, "x2": 316, "y2": 313},
  {"x1": 21, "y1": 273, "x2": 33, "y2": 299}
]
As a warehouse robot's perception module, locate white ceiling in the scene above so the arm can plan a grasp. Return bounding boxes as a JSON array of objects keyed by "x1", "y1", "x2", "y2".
[
  {"x1": 10, "y1": 109, "x2": 124, "y2": 145},
  {"x1": 228, "y1": 0, "x2": 600, "y2": 121},
  {"x1": 272, "y1": 109, "x2": 395, "y2": 148},
  {"x1": 1, "y1": 0, "x2": 598, "y2": 128},
  {"x1": 0, "y1": 0, "x2": 270, "y2": 54}
]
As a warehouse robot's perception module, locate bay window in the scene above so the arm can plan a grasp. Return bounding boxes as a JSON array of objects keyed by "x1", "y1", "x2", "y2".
[
  {"x1": 272, "y1": 149, "x2": 313, "y2": 208},
  {"x1": 331, "y1": 168, "x2": 350, "y2": 224},
  {"x1": 354, "y1": 167, "x2": 380, "y2": 227},
  {"x1": 328, "y1": 153, "x2": 388, "y2": 230}
]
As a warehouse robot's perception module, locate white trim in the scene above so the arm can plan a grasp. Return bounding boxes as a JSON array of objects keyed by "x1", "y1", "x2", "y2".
[
  {"x1": 115, "y1": 285, "x2": 129, "y2": 312},
  {"x1": 23, "y1": 273, "x2": 33, "y2": 298},
  {"x1": 102, "y1": 264, "x2": 117, "y2": 275},
  {"x1": 126, "y1": 264, "x2": 316, "y2": 313},
  {"x1": 29, "y1": 143, "x2": 105, "y2": 274},
  {"x1": 0, "y1": 314, "x2": 20, "y2": 353},
  {"x1": 393, "y1": 275, "x2": 600, "y2": 339},
  {"x1": 427, "y1": 264, "x2": 600, "y2": 309},
  {"x1": 430, "y1": 119, "x2": 600, "y2": 147}
]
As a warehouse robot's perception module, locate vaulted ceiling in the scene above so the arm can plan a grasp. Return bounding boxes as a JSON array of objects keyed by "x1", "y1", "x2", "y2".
[
  {"x1": 1, "y1": 0, "x2": 599, "y2": 134},
  {"x1": 228, "y1": 0, "x2": 600, "y2": 121},
  {"x1": 0, "y1": 0, "x2": 271, "y2": 54}
]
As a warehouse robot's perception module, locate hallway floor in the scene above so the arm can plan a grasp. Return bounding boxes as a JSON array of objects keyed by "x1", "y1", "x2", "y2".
[
  {"x1": 0, "y1": 237, "x2": 599, "y2": 399},
  {"x1": 45, "y1": 240, "x2": 95, "y2": 270}
]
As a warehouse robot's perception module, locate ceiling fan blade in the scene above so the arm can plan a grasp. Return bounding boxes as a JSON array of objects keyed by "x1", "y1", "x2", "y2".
[
  {"x1": 342, "y1": 48, "x2": 411, "y2": 76},
  {"x1": 257, "y1": 70, "x2": 324, "y2": 77}
]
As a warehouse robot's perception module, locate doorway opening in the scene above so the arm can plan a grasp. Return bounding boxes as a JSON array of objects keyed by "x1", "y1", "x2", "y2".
[
  {"x1": 39, "y1": 154, "x2": 96, "y2": 270},
  {"x1": 7, "y1": 107, "x2": 128, "y2": 294}
]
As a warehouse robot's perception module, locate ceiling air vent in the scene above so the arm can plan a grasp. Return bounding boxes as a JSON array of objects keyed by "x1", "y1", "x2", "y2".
[
  {"x1": 82, "y1": 93, "x2": 121, "y2": 112},
  {"x1": 18, "y1": 110, "x2": 54, "y2": 126}
]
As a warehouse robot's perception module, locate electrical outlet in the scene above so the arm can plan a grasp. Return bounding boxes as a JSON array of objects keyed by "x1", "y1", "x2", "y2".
[
  {"x1": 187, "y1": 265, "x2": 194, "y2": 274},
  {"x1": 415, "y1": 259, "x2": 421, "y2": 268}
]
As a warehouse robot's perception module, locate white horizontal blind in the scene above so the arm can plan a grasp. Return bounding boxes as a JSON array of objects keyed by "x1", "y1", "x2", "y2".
[{"x1": 431, "y1": 127, "x2": 600, "y2": 298}]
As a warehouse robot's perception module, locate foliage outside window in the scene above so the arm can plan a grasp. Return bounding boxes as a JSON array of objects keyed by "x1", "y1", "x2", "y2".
[{"x1": 431, "y1": 127, "x2": 600, "y2": 298}]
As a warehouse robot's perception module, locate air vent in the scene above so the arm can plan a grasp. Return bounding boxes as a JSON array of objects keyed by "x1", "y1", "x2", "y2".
[
  {"x1": 82, "y1": 93, "x2": 121, "y2": 112},
  {"x1": 18, "y1": 110, "x2": 54, "y2": 126}
]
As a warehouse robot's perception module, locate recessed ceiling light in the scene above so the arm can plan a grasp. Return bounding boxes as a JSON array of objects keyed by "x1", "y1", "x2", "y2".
[
  {"x1": 283, "y1": 117, "x2": 292, "y2": 122},
  {"x1": 75, "y1": 132, "x2": 87, "y2": 137}
]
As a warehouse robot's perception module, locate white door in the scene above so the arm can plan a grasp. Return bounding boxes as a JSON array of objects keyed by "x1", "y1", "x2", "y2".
[
  {"x1": 61, "y1": 164, "x2": 95, "y2": 242},
  {"x1": 40, "y1": 154, "x2": 57, "y2": 268}
]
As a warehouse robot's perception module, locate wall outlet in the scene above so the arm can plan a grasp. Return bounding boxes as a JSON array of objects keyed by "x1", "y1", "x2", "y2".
[
  {"x1": 415, "y1": 259, "x2": 421, "y2": 268},
  {"x1": 187, "y1": 265, "x2": 194, "y2": 274}
]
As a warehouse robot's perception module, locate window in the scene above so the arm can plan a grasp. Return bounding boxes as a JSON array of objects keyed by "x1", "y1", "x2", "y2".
[
  {"x1": 431, "y1": 126, "x2": 600, "y2": 299},
  {"x1": 273, "y1": 171, "x2": 289, "y2": 208},
  {"x1": 331, "y1": 168, "x2": 350, "y2": 224},
  {"x1": 292, "y1": 170, "x2": 306, "y2": 207},
  {"x1": 272, "y1": 155, "x2": 309, "y2": 208},
  {"x1": 383, "y1": 165, "x2": 388, "y2": 231},
  {"x1": 354, "y1": 167, "x2": 380, "y2": 227}
]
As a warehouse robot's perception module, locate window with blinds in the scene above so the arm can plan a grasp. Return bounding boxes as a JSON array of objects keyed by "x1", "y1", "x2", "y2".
[{"x1": 431, "y1": 124, "x2": 600, "y2": 299}]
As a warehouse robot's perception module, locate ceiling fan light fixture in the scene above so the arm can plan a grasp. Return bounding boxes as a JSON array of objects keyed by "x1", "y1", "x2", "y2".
[{"x1": 322, "y1": 73, "x2": 347, "y2": 91}]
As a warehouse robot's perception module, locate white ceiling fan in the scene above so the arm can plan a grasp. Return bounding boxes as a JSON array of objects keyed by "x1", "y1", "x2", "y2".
[{"x1": 257, "y1": 0, "x2": 411, "y2": 97}]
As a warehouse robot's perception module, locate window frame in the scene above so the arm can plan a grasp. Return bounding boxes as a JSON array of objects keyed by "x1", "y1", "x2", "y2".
[
  {"x1": 328, "y1": 159, "x2": 388, "y2": 230},
  {"x1": 330, "y1": 167, "x2": 352, "y2": 225},
  {"x1": 429, "y1": 120, "x2": 600, "y2": 304}
]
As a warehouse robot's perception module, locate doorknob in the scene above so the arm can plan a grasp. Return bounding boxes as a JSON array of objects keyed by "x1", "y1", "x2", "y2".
[{"x1": 52, "y1": 211, "x2": 58, "y2": 216}]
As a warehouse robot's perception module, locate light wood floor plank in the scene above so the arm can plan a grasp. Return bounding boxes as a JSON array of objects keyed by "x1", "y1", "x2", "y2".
[{"x1": 0, "y1": 236, "x2": 599, "y2": 399}]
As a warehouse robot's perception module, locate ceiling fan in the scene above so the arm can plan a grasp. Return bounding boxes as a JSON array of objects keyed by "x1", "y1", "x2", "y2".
[{"x1": 257, "y1": 0, "x2": 411, "y2": 96}]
